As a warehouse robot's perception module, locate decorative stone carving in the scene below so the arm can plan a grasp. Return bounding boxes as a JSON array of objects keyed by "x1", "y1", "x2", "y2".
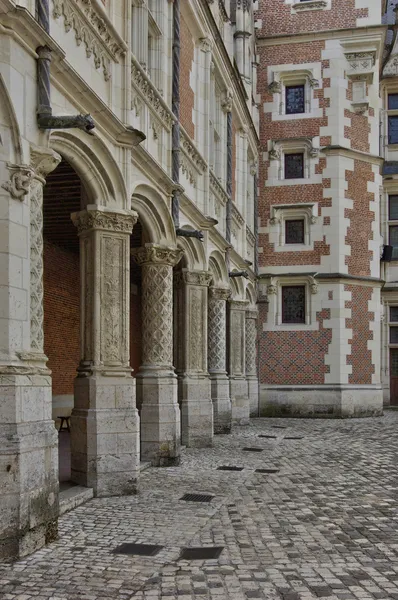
[
  {"x1": 268, "y1": 80, "x2": 281, "y2": 94},
  {"x1": 101, "y1": 237, "x2": 124, "y2": 363},
  {"x1": 199, "y1": 37, "x2": 212, "y2": 53},
  {"x1": 267, "y1": 284, "x2": 278, "y2": 295},
  {"x1": 180, "y1": 155, "x2": 197, "y2": 187},
  {"x1": 181, "y1": 131, "x2": 207, "y2": 173},
  {"x1": 208, "y1": 287, "x2": 230, "y2": 373},
  {"x1": 310, "y1": 278, "x2": 318, "y2": 295},
  {"x1": 1, "y1": 164, "x2": 32, "y2": 200},
  {"x1": 245, "y1": 310, "x2": 258, "y2": 376},
  {"x1": 190, "y1": 289, "x2": 203, "y2": 371},
  {"x1": 222, "y1": 88, "x2": 233, "y2": 113},
  {"x1": 52, "y1": 0, "x2": 125, "y2": 80},
  {"x1": 131, "y1": 58, "x2": 175, "y2": 130},
  {"x1": 250, "y1": 161, "x2": 258, "y2": 176},
  {"x1": 210, "y1": 170, "x2": 229, "y2": 207},
  {"x1": 269, "y1": 216, "x2": 280, "y2": 226},
  {"x1": 28, "y1": 148, "x2": 62, "y2": 354},
  {"x1": 309, "y1": 77, "x2": 320, "y2": 88},
  {"x1": 345, "y1": 52, "x2": 375, "y2": 72},
  {"x1": 133, "y1": 95, "x2": 142, "y2": 117},
  {"x1": 133, "y1": 245, "x2": 183, "y2": 368},
  {"x1": 72, "y1": 209, "x2": 137, "y2": 234},
  {"x1": 181, "y1": 271, "x2": 213, "y2": 287},
  {"x1": 269, "y1": 147, "x2": 281, "y2": 160}
]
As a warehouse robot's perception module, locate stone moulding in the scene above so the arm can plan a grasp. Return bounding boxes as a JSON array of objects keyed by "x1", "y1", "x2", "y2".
[
  {"x1": 180, "y1": 129, "x2": 207, "y2": 174},
  {"x1": 246, "y1": 226, "x2": 255, "y2": 247},
  {"x1": 210, "y1": 170, "x2": 229, "y2": 206},
  {"x1": 131, "y1": 57, "x2": 175, "y2": 131},
  {"x1": 52, "y1": 0, "x2": 126, "y2": 80},
  {"x1": 292, "y1": 0, "x2": 327, "y2": 10}
]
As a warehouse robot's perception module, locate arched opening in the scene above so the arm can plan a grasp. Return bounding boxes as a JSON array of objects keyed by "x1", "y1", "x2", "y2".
[{"x1": 43, "y1": 157, "x2": 85, "y2": 486}]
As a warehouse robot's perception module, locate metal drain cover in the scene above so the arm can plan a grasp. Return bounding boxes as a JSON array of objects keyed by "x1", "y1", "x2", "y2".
[
  {"x1": 113, "y1": 543, "x2": 163, "y2": 556},
  {"x1": 180, "y1": 493, "x2": 214, "y2": 503},
  {"x1": 258, "y1": 434, "x2": 277, "y2": 439},
  {"x1": 255, "y1": 468, "x2": 280, "y2": 474},
  {"x1": 217, "y1": 466, "x2": 244, "y2": 471},
  {"x1": 272, "y1": 425, "x2": 287, "y2": 429},
  {"x1": 179, "y1": 546, "x2": 224, "y2": 560},
  {"x1": 242, "y1": 447, "x2": 264, "y2": 452}
]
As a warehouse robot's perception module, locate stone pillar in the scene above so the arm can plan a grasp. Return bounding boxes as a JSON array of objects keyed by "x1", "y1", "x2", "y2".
[
  {"x1": 175, "y1": 270, "x2": 213, "y2": 447},
  {"x1": 245, "y1": 308, "x2": 259, "y2": 418},
  {"x1": 71, "y1": 208, "x2": 140, "y2": 497},
  {"x1": 132, "y1": 243, "x2": 183, "y2": 465},
  {"x1": 208, "y1": 286, "x2": 232, "y2": 434},
  {"x1": 228, "y1": 300, "x2": 250, "y2": 425},
  {"x1": 0, "y1": 146, "x2": 60, "y2": 559}
]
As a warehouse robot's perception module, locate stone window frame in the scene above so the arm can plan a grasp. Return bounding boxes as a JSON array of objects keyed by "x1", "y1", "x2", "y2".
[
  {"x1": 269, "y1": 203, "x2": 318, "y2": 253},
  {"x1": 268, "y1": 69, "x2": 320, "y2": 120},
  {"x1": 268, "y1": 137, "x2": 319, "y2": 185},
  {"x1": 386, "y1": 88, "x2": 398, "y2": 147},
  {"x1": 266, "y1": 275, "x2": 319, "y2": 331},
  {"x1": 283, "y1": 0, "x2": 330, "y2": 13},
  {"x1": 132, "y1": 0, "x2": 165, "y2": 95}
]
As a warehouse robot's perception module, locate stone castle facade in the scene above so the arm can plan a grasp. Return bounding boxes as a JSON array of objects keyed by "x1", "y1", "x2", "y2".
[{"x1": 0, "y1": 0, "x2": 395, "y2": 561}]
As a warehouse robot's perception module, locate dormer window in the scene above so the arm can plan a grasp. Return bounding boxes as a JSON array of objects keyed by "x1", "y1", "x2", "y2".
[{"x1": 286, "y1": 85, "x2": 305, "y2": 115}]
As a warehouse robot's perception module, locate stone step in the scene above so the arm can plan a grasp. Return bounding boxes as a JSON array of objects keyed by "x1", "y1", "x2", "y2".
[{"x1": 59, "y1": 485, "x2": 94, "y2": 516}]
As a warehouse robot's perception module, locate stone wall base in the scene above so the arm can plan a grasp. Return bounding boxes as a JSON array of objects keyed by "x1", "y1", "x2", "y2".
[
  {"x1": 247, "y1": 377, "x2": 259, "y2": 418},
  {"x1": 136, "y1": 371, "x2": 180, "y2": 466},
  {"x1": 71, "y1": 374, "x2": 140, "y2": 496},
  {"x1": 260, "y1": 385, "x2": 383, "y2": 418},
  {"x1": 0, "y1": 374, "x2": 59, "y2": 560},
  {"x1": 230, "y1": 377, "x2": 250, "y2": 424},
  {"x1": 179, "y1": 375, "x2": 213, "y2": 447},
  {"x1": 210, "y1": 374, "x2": 232, "y2": 434}
]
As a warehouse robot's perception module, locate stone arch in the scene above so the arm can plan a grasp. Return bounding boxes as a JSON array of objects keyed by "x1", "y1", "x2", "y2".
[
  {"x1": 229, "y1": 272, "x2": 245, "y2": 299},
  {"x1": 176, "y1": 229, "x2": 207, "y2": 271},
  {"x1": 0, "y1": 73, "x2": 23, "y2": 164},
  {"x1": 208, "y1": 251, "x2": 229, "y2": 287},
  {"x1": 49, "y1": 130, "x2": 128, "y2": 209},
  {"x1": 131, "y1": 183, "x2": 176, "y2": 246}
]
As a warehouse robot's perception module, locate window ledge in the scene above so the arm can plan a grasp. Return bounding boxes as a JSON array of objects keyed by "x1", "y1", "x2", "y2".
[{"x1": 292, "y1": 0, "x2": 328, "y2": 11}]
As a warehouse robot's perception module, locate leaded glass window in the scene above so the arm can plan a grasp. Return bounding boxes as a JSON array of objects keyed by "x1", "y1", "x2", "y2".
[
  {"x1": 390, "y1": 327, "x2": 398, "y2": 344},
  {"x1": 282, "y1": 286, "x2": 306, "y2": 324},
  {"x1": 391, "y1": 307, "x2": 398, "y2": 322},
  {"x1": 389, "y1": 94, "x2": 398, "y2": 110},
  {"x1": 389, "y1": 196, "x2": 398, "y2": 220},
  {"x1": 286, "y1": 85, "x2": 305, "y2": 115},
  {"x1": 285, "y1": 219, "x2": 305, "y2": 244},
  {"x1": 390, "y1": 225, "x2": 398, "y2": 259},
  {"x1": 284, "y1": 153, "x2": 304, "y2": 179},
  {"x1": 388, "y1": 116, "x2": 398, "y2": 144}
]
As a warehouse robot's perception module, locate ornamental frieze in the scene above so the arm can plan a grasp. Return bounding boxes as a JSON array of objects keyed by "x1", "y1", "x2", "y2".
[{"x1": 132, "y1": 244, "x2": 183, "y2": 267}]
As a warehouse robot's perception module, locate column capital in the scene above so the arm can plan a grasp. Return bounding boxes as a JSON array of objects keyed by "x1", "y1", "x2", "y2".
[
  {"x1": 209, "y1": 286, "x2": 231, "y2": 301},
  {"x1": 72, "y1": 208, "x2": 138, "y2": 235},
  {"x1": 228, "y1": 299, "x2": 249, "y2": 310},
  {"x1": 177, "y1": 270, "x2": 213, "y2": 287},
  {"x1": 132, "y1": 243, "x2": 183, "y2": 267},
  {"x1": 246, "y1": 309, "x2": 258, "y2": 320}
]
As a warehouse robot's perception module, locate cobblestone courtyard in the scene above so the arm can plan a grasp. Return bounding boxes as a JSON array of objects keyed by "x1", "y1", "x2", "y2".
[{"x1": 2, "y1": 413, "x2": 398, "y2": 600}]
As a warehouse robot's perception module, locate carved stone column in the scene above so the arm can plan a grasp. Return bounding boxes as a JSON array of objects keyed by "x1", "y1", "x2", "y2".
[
  {"x1": 228, "y1": 300, "x2": 250, "y2": 425},
  {"x1": 175, "y1": 270, "x2": 213, "y2": 448},
  {"x1": 0, "y1": 146, "x2": 60, "y2": 559},
  {"x1": 71, "y1": 208, "x2": 140, "y2": 497},
  {"x1": 132, "y1": 244, "x2": 183, "y2": 465},
  {"x1": 246, "y1": 308, "x2": 259, "y2": 418},
  {"x1": 208, "y1": 286, "x2": 232, "y2": 434}
]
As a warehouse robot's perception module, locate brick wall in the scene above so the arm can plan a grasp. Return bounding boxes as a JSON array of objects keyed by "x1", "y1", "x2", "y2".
[
  {"x1": 255, "y1": 0, "x2": 368, "y2": 38},
  {"x1": 258, "y1": 301, "x2": 332, "y2": 385},
  {"x1": 180, "y1": 14, "x2": 195, "y2": 139},
  {"x1": 345, "y1": 285, "x2": 374, "y2": 384},
  {"x1": 43, "y1": 241, "x2": 80, "y2": 396}
]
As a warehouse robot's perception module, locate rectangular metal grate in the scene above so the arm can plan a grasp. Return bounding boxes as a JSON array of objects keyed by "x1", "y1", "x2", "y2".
[
  {"x1": 255, "y1": 468, "x2": 280, "y2": 474},
  {"x1": 258, "y1": 434, "x2": 277, "y2": 439},
  {"x1": 113, "y1": 543, "x2": 163, "y2": 556},
  {"x1": 272, "y1": 425, "x2": 287, "y2": 429},
  {"x1": 180, "y1": 493, "x2": 214, "y2": 503},
  {"x1": 217, "y1": 466, "x2": 244, "y2": 471},
  {"x1": 179, "y1": 546, "x2": 224, "y2": 560},
  {"x1": 242, "y1": 447, "x2": 264, "y2": 452}
]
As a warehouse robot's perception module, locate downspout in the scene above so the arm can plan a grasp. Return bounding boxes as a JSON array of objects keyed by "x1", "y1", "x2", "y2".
[
  {"x1": 36, "y1": 0, "x2": 95, "y2": 132},
  {"x1": 226, "y1": 108, "x2": 233, "y2": 270},
  {"x1": 253, "y1": 168, "x2": 258, "y2": 276},
  {"x1": 171, "y1": 0, "x2": 203, "y2": 240}
]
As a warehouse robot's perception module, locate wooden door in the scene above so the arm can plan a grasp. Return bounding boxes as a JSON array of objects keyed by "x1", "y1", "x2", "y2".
[{"x1": 390, "y1": 349, "x2": 398, "y2": 405}]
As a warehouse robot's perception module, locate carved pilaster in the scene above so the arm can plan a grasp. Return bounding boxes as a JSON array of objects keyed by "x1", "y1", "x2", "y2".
[
  {"x1": 208, "y1": 287, "x2": 230, "y2": 374},
  {"x1": 72, "y1": 208, "x2": 137, "y2": 372},
  {"x1": 228, "y1": 300, "x2": 248, "y2": 377},
  {"x1": 29, "y1": 147, "x2": 61, "y2": 357},
  {"x1": 245, "y1": 309, "x2": 258, "y2": 377},
  {"x1": 132, "y1": 244, "x2": 183, "y2": 369}
]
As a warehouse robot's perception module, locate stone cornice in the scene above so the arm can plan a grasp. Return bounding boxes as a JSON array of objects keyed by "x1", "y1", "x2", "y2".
[
  {"x1": 256, "y1": 25, "x2": 386, "y2": 45},
  {"x1": 321, "y1": 145, "x2": 384, "y2": 165},
  {"x1": 132, "y1": 244, "x2": 183, "y2": 267},
  {"x1": 72, "y1": 208, "x2": 138, "y2": 234},
  {"x1": 258, "y1": 271, "x2": 384, "y2": 286}
]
